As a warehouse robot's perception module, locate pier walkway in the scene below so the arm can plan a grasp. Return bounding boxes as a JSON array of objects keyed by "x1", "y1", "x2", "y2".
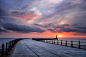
[{"x1": 11, "y1": 39, "x2": 86, "y2": 57}]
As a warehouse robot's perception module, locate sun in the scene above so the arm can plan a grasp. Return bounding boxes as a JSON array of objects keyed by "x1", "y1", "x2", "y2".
[{"x1": 58, "y1": 35, "x2": 62, "y2": 37}]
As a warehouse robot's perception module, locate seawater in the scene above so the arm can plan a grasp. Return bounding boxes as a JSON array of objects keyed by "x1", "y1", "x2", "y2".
[
  {"x1": 0, "y1": 38, "x2": 16, "y2": 46},
  {"x1": 0, "y1": 38, "x2": 86, "y2": 46}
]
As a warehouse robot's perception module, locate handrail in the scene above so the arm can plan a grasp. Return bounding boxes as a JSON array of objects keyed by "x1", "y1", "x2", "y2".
[
  {"x1": 39, "y1": 39, "x2": 86, "y2": 50},
  {"x1": 80, "y1": 42, "x2": 86, "y2": 43},
  {"x1": 0, "y1": 46, "x2": 2, "y2": 48},
  {"x1": 0, "y1": 39, "x2": 22, "y2": 56}
]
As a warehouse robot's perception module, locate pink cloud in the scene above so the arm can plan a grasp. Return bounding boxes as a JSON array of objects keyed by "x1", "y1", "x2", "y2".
[
  {"x1": 1, "y1": 11, "x2": 38, "y2": 19},
  {"x1": 9, "y1": 12, "x2": 38, "y2": 19},
  {"x1": 9, "y1": 13, "x2": 38, "y2": 19},
  {"x1": 0, "y1": 19, "x2": 3, "y2": 22}
]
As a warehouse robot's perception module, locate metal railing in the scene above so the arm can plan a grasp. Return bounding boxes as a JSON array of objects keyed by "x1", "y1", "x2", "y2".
[
  {"x1": 0, "y1": 39, "x2": 22, "y2": 57},
  {"x1": 41, "y1": 39, "x2": 86, "y2": 50}
]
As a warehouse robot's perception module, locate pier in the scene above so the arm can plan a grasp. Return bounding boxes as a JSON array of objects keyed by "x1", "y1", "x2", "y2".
[
  {"x1": 0, "y1": 39, "x2": 86, "y2": 57},
  {"x1": 1, "y1": 39, "x2": 86, "y2": 57}
]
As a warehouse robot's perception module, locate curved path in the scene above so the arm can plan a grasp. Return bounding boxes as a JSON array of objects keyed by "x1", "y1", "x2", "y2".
[{"x1": 11, "y1": 39, "x2": 86, "y2": 57}]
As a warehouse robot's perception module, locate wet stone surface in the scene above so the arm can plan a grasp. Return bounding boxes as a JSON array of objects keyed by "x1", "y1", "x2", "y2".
[{"x1": 11, "y1": 39, "x2": 86, "y2": 57}]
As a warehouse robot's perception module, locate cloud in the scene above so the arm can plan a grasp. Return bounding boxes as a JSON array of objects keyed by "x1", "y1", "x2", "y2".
[
  {"x1": 48, "y1": 29, "x2": 55, "y2": 32},
  {"x1": 1, "y1": 0, "x2": 86, "y2": 25},
  {"x1": 0, "y1": 0, "x2": 86, "y2": 37},
  {"x1": 38, "y1": 0, "x2": 86, "y2": 25},
  {"x1": 1, "y1": 11, "x2": 38, "y2": 19},
  {"x1": 73, "y1": 33, "x2": 86, "y2": 36},
  {"x1": 34, "y1": 23, "x2": 55, "y2": 28},
  {"x1": 46, "y1": 23, "x2": 86, "y2": 34},
  {"x1": 2, "y1": 23, "x2": 45, "y2": 33},
  {"x1": 0, "y1": 28, "x2": 8, "y2": 33},
  {"x1": 34, "y1": 24, "x2": 47, "y2": 28},
  {"x1": 0, "y1": 9, "x2": 8, "y2": 16}
]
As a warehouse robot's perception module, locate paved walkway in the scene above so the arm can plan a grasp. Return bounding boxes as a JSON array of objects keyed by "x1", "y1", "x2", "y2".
[{"x1": 11, "y1": 39, "x2": 86, "y2": 57}]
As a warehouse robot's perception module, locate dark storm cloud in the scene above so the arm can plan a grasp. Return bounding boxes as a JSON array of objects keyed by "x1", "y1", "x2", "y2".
[
  {"x1": 2, "y1": 23, "x2": 45, "y2": 33},
  {"x1": 11, "y1": 11, "x2": 25, "y2": 15},
  {"x1": 53, "y1": 24, "x2": 70, "y2": 30},
  {"x1": 73, "y1": 34, "x2": 86, "y2": 36},
  {"x1": 0, "y1": 8, "x2": 15, "y2": 23},
  {"x1": 48, "y1": 29, "x2": 55, "y2": 32},
  {"x1": 47, "y1": 23, "x2": 86, "y2": 33},
  {"x1": 60, "y1": 28, "x2": 78, "y2": 32},
  {"x1": 72, "y1": 24, "x2": 86, "y2": 29},
  {"x1": 34, "y1": 23, "x2": 55, "y2": 28},
  {"x1": 34, "y1": 24, "x2": 48, "y2": 28},
  {"x1": 0, "y1": 9, "x2": 8, "y2": 16},
  {"x1": 11, "y1": 11, "x2": 33, "y2": 16},
  {"x1": 11, "y1": 11, "x2": 34, "y2": 17},
  {"x1": 1, "y1": 10, "x2": 38, "y2": 19},
  {"x1": 0, "y1": 0, "x2": 35, "y2": 11},
  {"x1": 0, "y1": 28, "x2": 8, "y2": 33}
]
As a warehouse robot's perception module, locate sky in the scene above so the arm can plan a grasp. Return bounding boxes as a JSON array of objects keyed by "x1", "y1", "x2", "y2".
[{"x1": 0, "y1": 0, "x2": 86, "y2": 38}]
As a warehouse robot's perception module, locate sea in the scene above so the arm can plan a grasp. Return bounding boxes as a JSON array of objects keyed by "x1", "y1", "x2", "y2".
[
  {"x1": 0, "y1": 38, "x2": 16, "y2": 46},
  {"x1": 0, "y1": 38, "x2": 86, "y2": 46}
]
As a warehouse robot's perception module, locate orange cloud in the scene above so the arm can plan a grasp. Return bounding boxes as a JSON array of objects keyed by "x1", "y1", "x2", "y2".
[
  {"x1": 65, "y1": 26, "x2": 72, "y2": 28},
  {"x1": 9, "y1": 13, "x2": 38, "y2": 19},
  {"x1": 0, "y1": 19, "x2": 3, "y2": 22},
  {"x1": 1, "y1": 13, "x2": 38, "y2": 19}
]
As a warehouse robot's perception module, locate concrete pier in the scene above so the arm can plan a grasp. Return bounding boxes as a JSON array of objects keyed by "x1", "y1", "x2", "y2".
[{"x1": 11, "y1": 39, "x2": 86, "y2": 57}]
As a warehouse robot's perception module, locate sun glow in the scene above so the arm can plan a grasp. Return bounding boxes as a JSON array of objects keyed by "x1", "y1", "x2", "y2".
[{"x1": 58, "y1": 35, "x2": 62, "y2": 37}]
